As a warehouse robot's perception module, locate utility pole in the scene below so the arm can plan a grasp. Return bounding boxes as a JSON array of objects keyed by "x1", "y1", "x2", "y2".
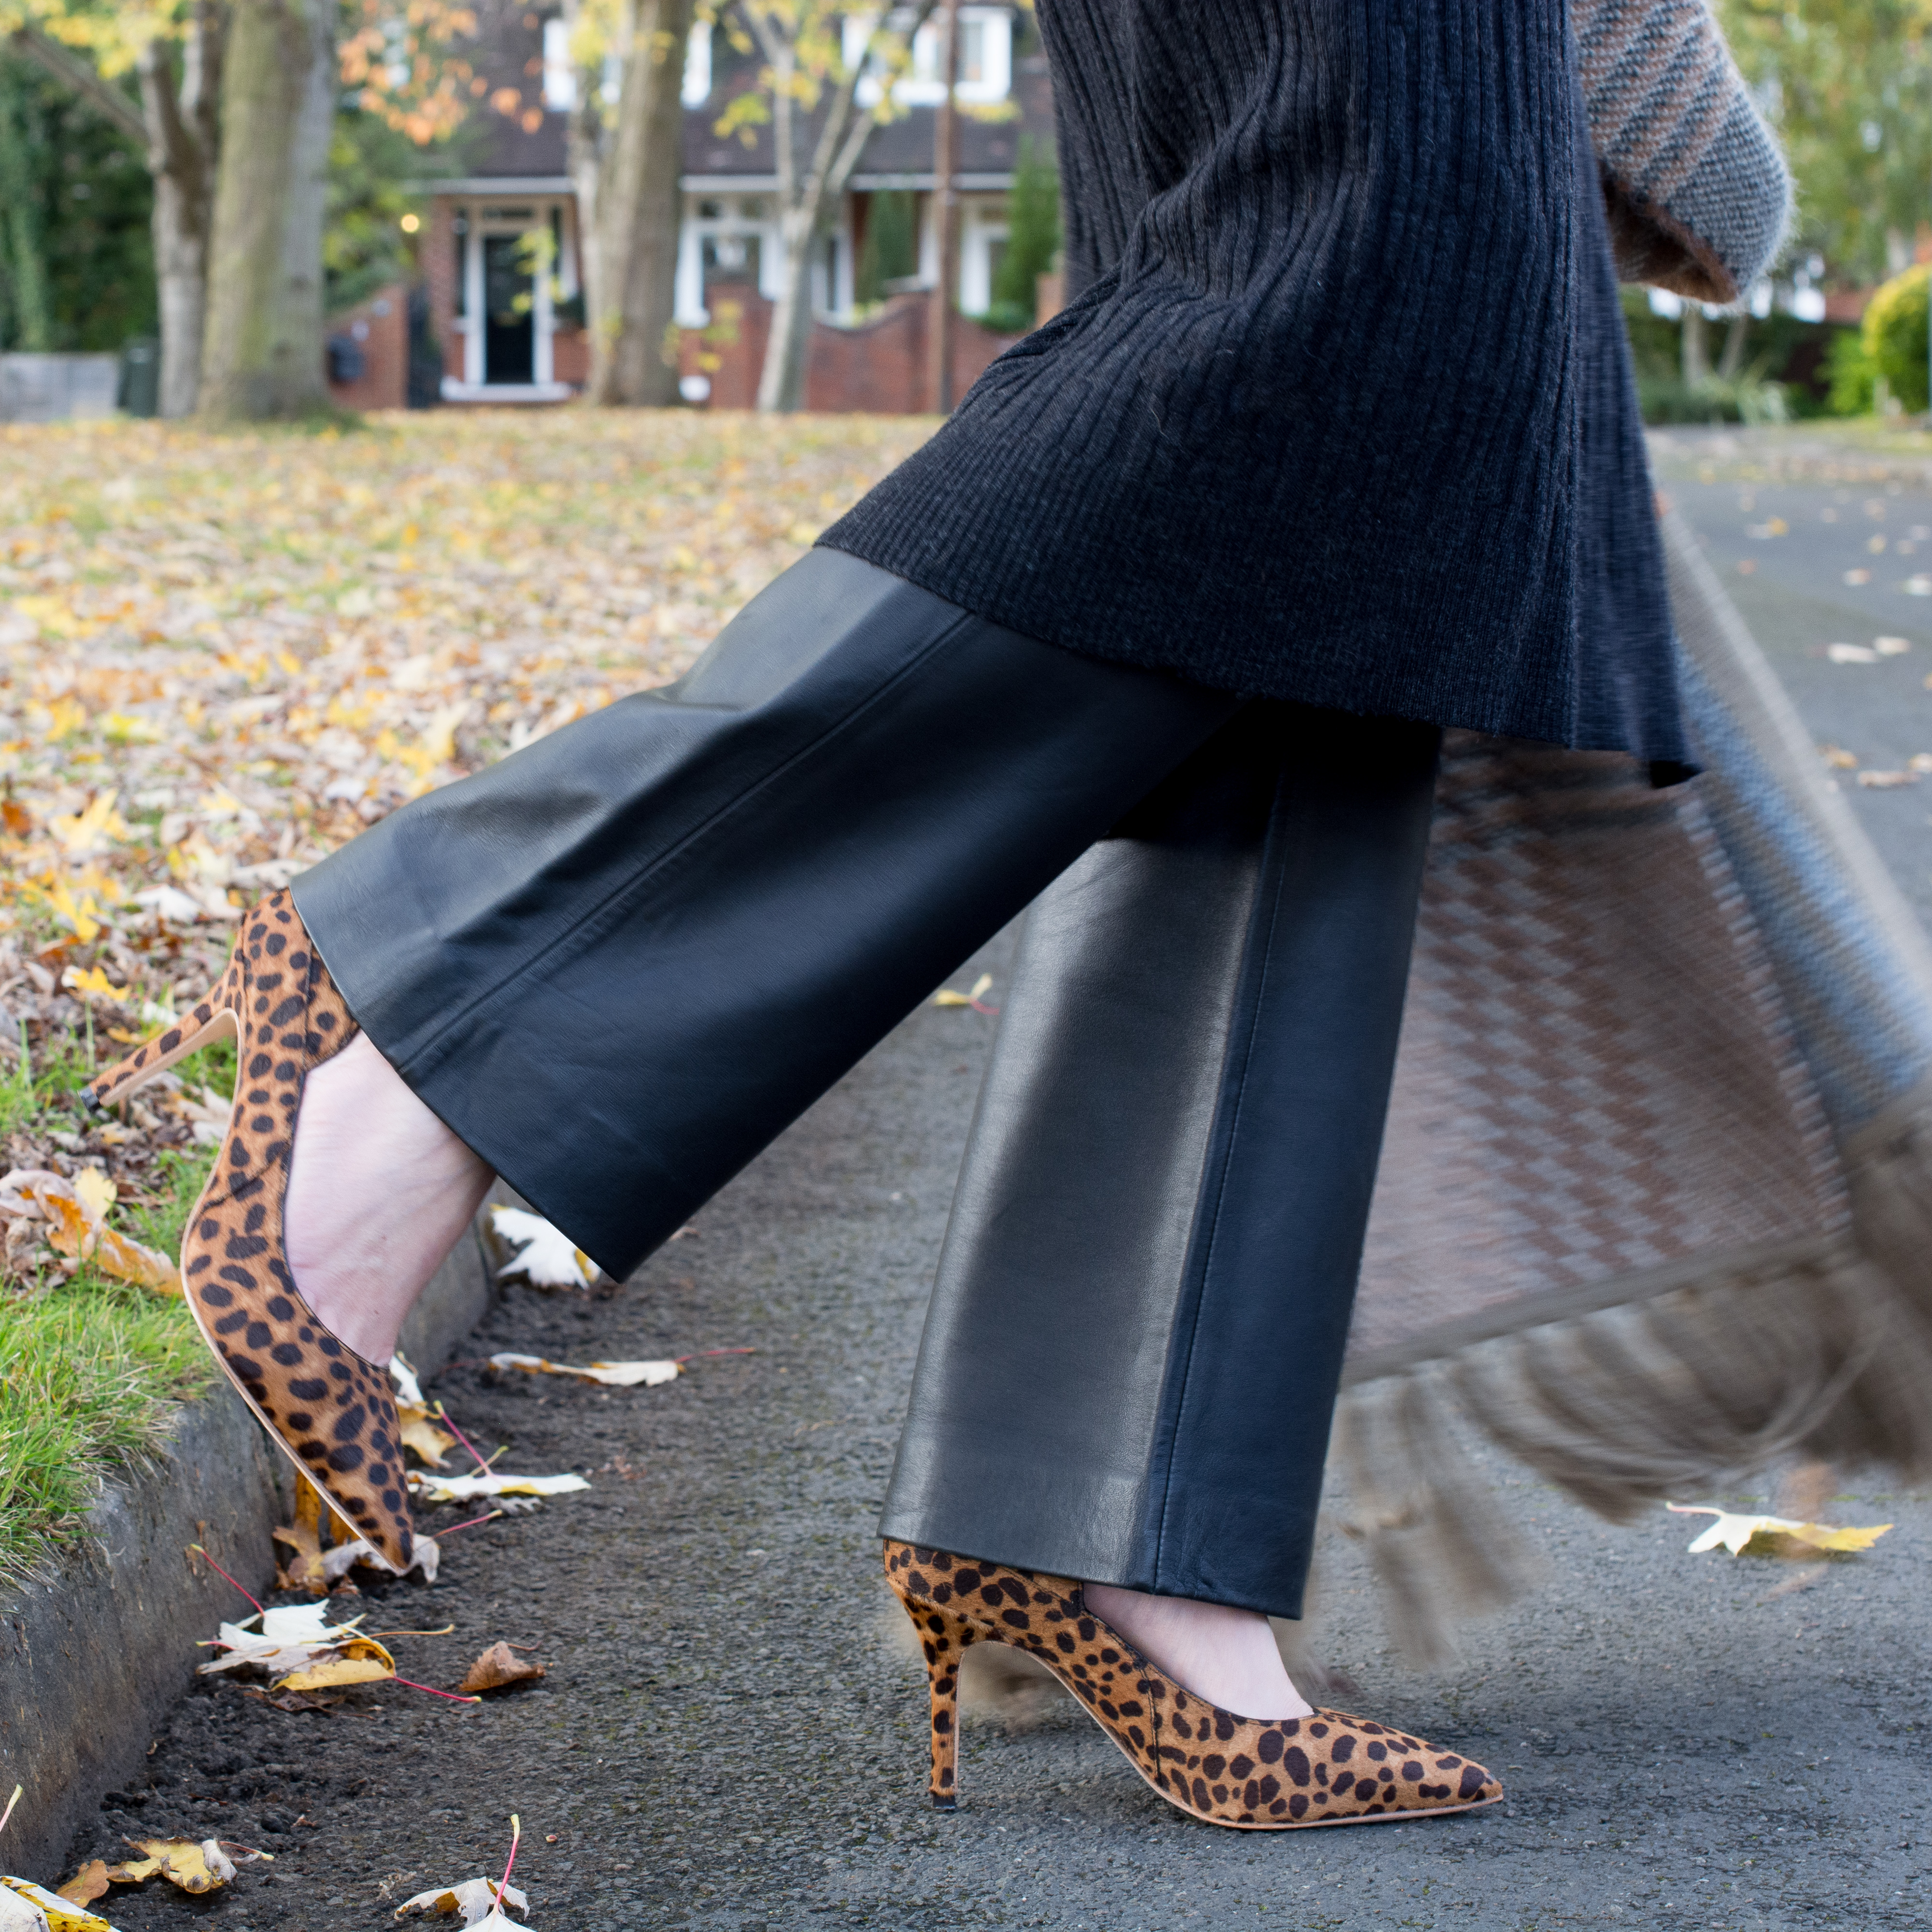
[{"x1": 927, "y1": 0, "x2": 960, "y2": 413}]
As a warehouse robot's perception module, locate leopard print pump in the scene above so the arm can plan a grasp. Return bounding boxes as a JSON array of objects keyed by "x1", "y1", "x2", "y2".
[
  {"x1": 885, "y1": 1540, "x2": 1503, "y2": 1829},
  {"x1": 83, "y1": 891, "x2": 415, "y2": 1572}
]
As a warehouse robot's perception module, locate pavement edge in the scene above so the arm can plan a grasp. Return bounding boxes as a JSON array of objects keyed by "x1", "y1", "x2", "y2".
[{"x1": 0, "y1": 1193, "x2": 511, "y2": 1882}]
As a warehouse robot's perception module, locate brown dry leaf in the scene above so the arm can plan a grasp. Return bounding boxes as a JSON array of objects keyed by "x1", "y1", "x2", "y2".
[
  {"x1": 242, "y1": 1685, "x2": 346, "y2": 1713},
  {"x1": 273, "y1": 1634, "x2": 396, "y2": 1692},
  {"x1": 53, "y1": 1868, "x2": 106, "y2": 1911},
  {"x1": 25, "y1": 1176, "x2": 178, "y2": 1294},
  {"x1": 456, "y1": 1643, "x2": 545, "y2": 1694},
  {"x1": 273, "y1": 1473, "x2": 332, "y2": 1593}
]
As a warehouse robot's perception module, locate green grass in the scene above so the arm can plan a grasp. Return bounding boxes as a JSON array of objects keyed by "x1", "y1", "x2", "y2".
[{"x1": 0, "y1": 1027, "x2": 232, "y2": 1588}]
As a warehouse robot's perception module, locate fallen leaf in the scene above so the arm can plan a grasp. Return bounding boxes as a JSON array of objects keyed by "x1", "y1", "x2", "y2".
[
  {"x1": 22, "y1": 1175, "x2": 177, "y2": 1293},
  {"x1": 273, "y1": 1474, "x2": 330, "y2": 1593},
  {"x1": 199, "y1": 1600, "x2": 363, "y2": 1677},
  {"x1": 457, "y1": 1643, "x2": 545, "y2": 1694},
  {"x1": 0, "y1": 1878, "x2": 113, "y2": 1932},
  {"x1": 114, "y1": 1841, "x2": 236, "y2": 1895},
  {"x1": 1827, "y1": 641, "x2": 1877, "y2": 663},
  {"x1": 1666, "y1": 1503, "x2": 1894, "y2": 1555},
  {"x1": 1876, "y1": 635, "x2": 1912, "y2": 655},
  {"x1": 488, "y1": 1352, "x2": 679, "y2": 1388},
  {"x1": 273, "y1": 1634, "x2": 397, "y2": 1692},
  {"x1": 933, "y1": 971, "x2": 994, "y2": 1009},
  {"x1": 490, "y1": 1207, "x2": 597, "y2": 1288},
  {"x1": 408, "y1": 1470, "x2": 590, "y2": 1503},
  {"x1": 53, "y1": 1868, "x2": 107, "y2": 1911},
  {"x1": 395, "y1": 1880, "x2": 529, "y2": 1926},
  {"x1": 61, "y1": 966, "x2": 127, "y2": 1003},
  {"x1": 321, "y1": 1533, "x2": 440, "y2": 1584},
  {"x1": 398, "y1": 1405, "x2": 460, "y2": 1467},
  {"x1": 241, "y1": 1686, "x2": 346, "y2": 1713}
]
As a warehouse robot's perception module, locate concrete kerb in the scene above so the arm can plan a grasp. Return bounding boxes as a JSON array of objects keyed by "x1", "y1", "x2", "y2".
[{"x1": 0, "y1": 1187, "x2": 516, "y2": 1882}]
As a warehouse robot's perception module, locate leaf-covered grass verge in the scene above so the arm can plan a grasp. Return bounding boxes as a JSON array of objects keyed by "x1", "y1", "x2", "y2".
[{"x1": 0, "y1": 1029, "x2": 232, "y2": 1591}]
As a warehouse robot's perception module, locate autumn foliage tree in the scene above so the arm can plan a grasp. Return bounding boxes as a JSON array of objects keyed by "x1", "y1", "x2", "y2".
[
  {"x1": 719, "y1": 0, "x2": 938, "y2": 412},
  {"x1": 4, "y1": 0, "x2": 475, "y2": 418}
]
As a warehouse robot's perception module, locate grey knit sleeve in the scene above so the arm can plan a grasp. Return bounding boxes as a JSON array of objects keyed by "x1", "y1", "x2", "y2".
[{"x1": 1574, "y1": 0, "x2": 1792, "y2": 303}]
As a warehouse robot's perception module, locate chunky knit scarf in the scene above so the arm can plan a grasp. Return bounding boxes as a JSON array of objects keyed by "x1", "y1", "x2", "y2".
[{"x1": 1576, "y1": 0, "x2": 1791, "y2": 300}]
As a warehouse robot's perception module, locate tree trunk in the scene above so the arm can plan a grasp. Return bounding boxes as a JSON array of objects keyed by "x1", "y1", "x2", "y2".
[
  {"x1": 758, "y1": 204, "x2": 817, "y2": 412},
  {"x1": 8, "y1": 17, "x2": 220, "y2": 413},
  {"x1": 562, "y1": 0, "x2": 605, "y2": 344},
  {"x1": 199, "y1": 0, "x2": 334, "y2": 420},
  {"x1": 587, "y1": 0, "x2": 693, "y2": 406},
  {"x1": 139, "y1": 5, "x2": 222, "y2": 417},
  {"x1": 1717, "y1": 311, "x2": 1748, "y2": 383},
  {"x1": 927, "y1": 0, "x2": 960, "y2": 412},
  {"x1": 1681, "y1": 304, "x2": 1709, "y2": 385}
]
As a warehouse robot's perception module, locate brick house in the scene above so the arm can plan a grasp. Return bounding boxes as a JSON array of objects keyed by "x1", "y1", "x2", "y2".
[{"x1": 403, "y1": 4, "x2": 1052, "y2": 410}]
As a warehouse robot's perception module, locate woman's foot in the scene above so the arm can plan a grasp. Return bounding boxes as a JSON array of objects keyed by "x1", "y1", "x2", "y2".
[
  {"x1": 283, "y1": 1032, "x2": 494, "y2": 1364},
  {"x1": 1083, "y1": 1583, "x2": 1313, "y2": 1720}
]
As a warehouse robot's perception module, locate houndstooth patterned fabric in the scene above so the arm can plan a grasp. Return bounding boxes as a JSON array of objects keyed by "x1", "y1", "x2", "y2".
[{"x1": 1575, "y1": 0, "x2": 1791, "y2": 301}]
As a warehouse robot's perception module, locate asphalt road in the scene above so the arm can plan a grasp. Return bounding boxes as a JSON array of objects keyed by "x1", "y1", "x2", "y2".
[
  {"x1": 1651, "y1": 425, "x2": 1932, "y2": 933},
  {"x1": 66, "y1": 431, "x2": 1932, "y2": 1932}
]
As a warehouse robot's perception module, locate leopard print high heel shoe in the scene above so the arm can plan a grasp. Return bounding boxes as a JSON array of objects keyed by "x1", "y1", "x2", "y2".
[
  {"x1": 84, "y1": 890, "x2": 415, "y2": 1571},
  {"x1": 885, "y1": 1540, "x2": 1502, "y2": 1829}
]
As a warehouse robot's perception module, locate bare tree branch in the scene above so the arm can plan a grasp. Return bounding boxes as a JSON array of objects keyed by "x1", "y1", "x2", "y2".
[{"x1": 7, "y1": 22, "x2": 148, "y2": 146}]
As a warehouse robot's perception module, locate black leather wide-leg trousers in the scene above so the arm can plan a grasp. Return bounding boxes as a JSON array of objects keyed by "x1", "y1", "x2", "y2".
[
  {"x1": 292, "y1": 549, "x2": 1438, "y2": 1616},
  {"x1": 292, "y1": 549, "x2": 1235, "y2": 1277},
  {"x1": 880, "y1": 705, "x2": 1441, "y2": 1617}
]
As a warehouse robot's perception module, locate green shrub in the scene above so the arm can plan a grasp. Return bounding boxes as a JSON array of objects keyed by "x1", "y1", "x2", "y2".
[
  {"x1": 1828, "y1": 327, "x2": 1876, "y2": 415},
  {"x1": 988, "y1": 135, "x2": 1061, "y2": 330},
  {"x1": 1861, "y1": 265, "x2": 1930, "y2": 413},
  {"x1": 1637, "y1": 372, "x2": 1790, "y2": 425}
]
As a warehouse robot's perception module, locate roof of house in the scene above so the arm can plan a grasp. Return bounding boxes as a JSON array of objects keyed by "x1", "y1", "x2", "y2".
[{"x1": 431, "y1": 3, "x2": 1053, "y2": 191}]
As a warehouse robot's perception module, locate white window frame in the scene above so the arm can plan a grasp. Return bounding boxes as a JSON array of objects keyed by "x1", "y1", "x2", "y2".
[{"x1": 843, "y1": 6, "x2": 1011, "y2": 108}]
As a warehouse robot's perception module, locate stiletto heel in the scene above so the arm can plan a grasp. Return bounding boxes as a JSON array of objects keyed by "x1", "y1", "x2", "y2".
[
  {"x1": 80, "y1": 891, "x2": 416, "y2": 1572},
  {"x1": 907, "y1": 1596, "x2": 982, "y2": 1808},
  {"x1": 884, "y1": 1541, "x2": 1502, "y2": 1829}
]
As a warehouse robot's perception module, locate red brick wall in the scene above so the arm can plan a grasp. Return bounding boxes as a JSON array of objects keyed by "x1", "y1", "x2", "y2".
[
  {"x1": 679, "y1": 286, "x2": 1020, "y2": 413},
  {"x1": 325, "y1": 283, "x2": 409, "y2": 412},
  {"x1": 553, "y1": 327, "x2": 590, "y2": 386}
]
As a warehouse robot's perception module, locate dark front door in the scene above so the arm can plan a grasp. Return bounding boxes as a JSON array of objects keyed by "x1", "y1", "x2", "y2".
[{"x1": 483, "y1": 234, "x2": 535, "y2": 384}]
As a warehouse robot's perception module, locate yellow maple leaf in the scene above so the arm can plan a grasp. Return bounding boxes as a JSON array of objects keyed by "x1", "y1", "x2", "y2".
[
  {"x1": 113, "y1": 1841, "x2": 235, "y2": 1895},
  {"x1": 48, "y1": 793, "x2": 127, "y2": 854},
  {"x1": 61, "y1": 966, "x2": 128, "y2": 1004},
  {"x1": 274, "y1": 1634, "x2": 396, "y2": 1691},
  {"x1": 398, "y1": 1401, "x2": 459, "y2": 1468},
  {"x1": 41, "y1": 880, "x2": 101, "y2": 942}
]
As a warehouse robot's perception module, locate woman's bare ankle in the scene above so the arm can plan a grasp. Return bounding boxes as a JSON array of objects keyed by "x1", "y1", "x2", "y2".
[
  {"x1": 1084, "y1": 1582, "x2": 1313, "y2": 1721},
  {"x1": 283, "y1": 1033, "x2": 494, "y2": 1363}
]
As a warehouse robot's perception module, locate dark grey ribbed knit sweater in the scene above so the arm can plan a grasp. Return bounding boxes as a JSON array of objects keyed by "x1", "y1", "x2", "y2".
[{"x1": 823, "y1": 0, "x2": 1745, "y2": 769}]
